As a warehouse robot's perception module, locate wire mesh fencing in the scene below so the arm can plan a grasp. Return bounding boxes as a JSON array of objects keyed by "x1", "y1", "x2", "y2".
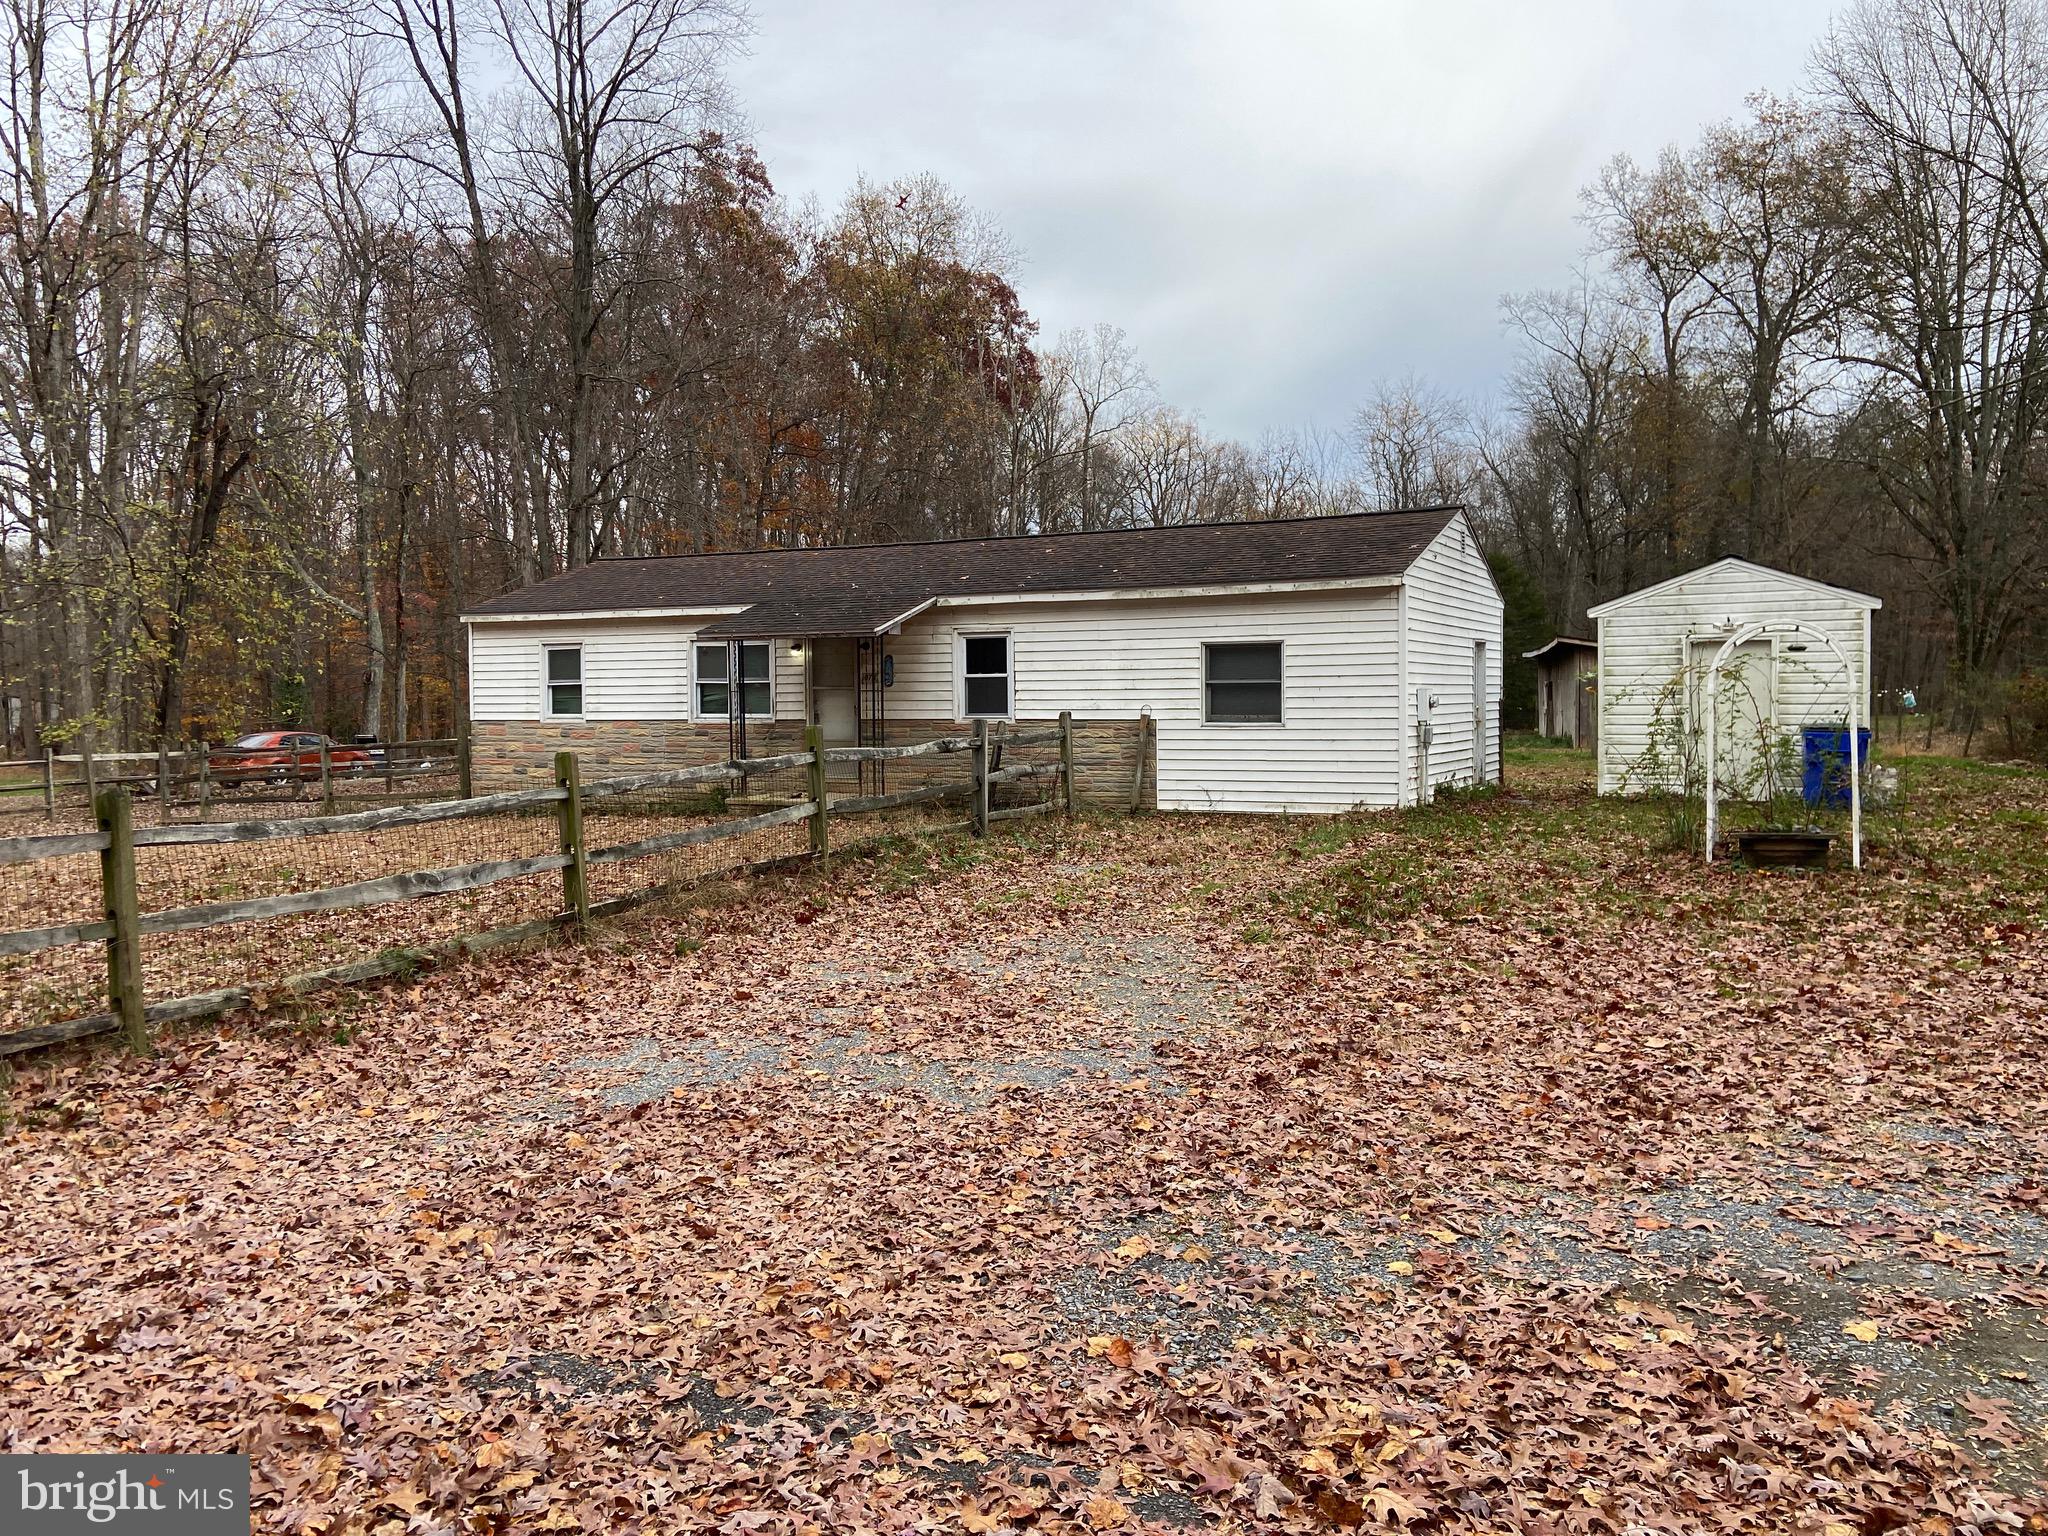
[
  {"x1": 0, "y1": 716, "x2": 1087, "y2": 1056},
  {"x1": 0, "y1": 844, "x2": 103, "y2": 1036},
  {"x1": 0, "y1": 736, "x2": 470, "y2": 834},
  {"x1": 581, "y1": 756, "x2": 817, "y2": 905}
]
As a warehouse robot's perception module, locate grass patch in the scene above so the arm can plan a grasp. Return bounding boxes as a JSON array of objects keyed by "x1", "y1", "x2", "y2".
[
  {"x1": 853, "y1": 828, "x2": 985, "y2": 892},
  {"x1": 1273, "y1": 753, "x2": 2048, "y2": 940}
]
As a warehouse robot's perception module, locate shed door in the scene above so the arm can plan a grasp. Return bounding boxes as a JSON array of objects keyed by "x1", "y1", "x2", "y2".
[{"x1": 1689, "y1": 638, "x2": 1777, "y2": 799}]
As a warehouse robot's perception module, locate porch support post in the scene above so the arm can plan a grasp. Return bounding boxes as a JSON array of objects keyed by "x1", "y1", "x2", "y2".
[
  {"x1": 728, "y1": 639, "x2": 746, "y2": 762},
  {"x1": 1059, "y1": 711, "x2": 1075, "y2": 815}
]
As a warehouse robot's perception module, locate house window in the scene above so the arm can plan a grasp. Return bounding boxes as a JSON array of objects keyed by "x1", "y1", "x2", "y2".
[
  {"x1": 544, "y1": 646, "x2": 583, "y2": 718},
  {"x1": 1204, "y1": 642, "x2": 1283, "y2": 724},
  {"x1": 960, "y1": 634, "x2": 1011, "y2": 718},
  {"x1": 696, "y1": 641, "x2": 771, "y2": 719}
]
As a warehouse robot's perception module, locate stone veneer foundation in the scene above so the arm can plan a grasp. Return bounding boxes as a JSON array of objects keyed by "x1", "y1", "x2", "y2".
[{"x1": 471, "y1": 715, "x2": 1157, "y2": 810}]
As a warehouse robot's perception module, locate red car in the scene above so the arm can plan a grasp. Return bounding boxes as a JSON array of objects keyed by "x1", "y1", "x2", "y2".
[{"x1": 210, "y1": 732, "x2": 373, "y2": 786}]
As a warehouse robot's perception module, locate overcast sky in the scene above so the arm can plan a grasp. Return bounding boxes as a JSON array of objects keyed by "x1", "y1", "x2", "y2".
[{"x1": 729, "y1": 0, "x2": 1842, "y2": 444}]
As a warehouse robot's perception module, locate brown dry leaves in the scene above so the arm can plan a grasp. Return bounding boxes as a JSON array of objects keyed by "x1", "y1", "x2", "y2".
[{"x1": 1, "y1": 751, "x2": 2045, "y2": 1534}]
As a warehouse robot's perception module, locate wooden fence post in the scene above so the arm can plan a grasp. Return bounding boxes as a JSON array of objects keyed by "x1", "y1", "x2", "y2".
[
  {"x1": 319, "y1": 740, "x2": 335, "y2": 815},
  {"x1": 42, "y1": 746, "x2": 55, "y2": 820},
  {"x1": 804, "y1": 724, "x2": 830, "y2": 860},
  {"x1": 156, "y1": 743, "x2": 172, "y2": 826},
  {"x1": 83, "y1": 747, "x2": 97, "y2": 807},
  {"x1": 1129, "y1": 715, "x2": 1152, "y2": 814},
  {"x1": 197, "y1": 741, "x2": 212, "y2": 819},
  {"x1": 1058, "y1": 711, "x2": 1076, "y2": 816},
  {"x1": 554, "y1": 750, "x2": 590, "y2": 930},
  {"x1": 95, "y1": 788, "x2": 150, "y2": 1056},
  {"x1": 971, "y1": 719, "x2": 989, "y2": 836},
  {"x1": 456, "y1": 716, "x2": 473, "y2": 800}
]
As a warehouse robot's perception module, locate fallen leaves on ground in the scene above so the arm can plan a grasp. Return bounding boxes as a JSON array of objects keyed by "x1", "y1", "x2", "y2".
[{"x1": 2, "y1": 746, "x2": 2045, "y2": 1534}]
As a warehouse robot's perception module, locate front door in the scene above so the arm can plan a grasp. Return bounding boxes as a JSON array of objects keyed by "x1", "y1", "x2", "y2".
[{"x1": 811, "y1": 639, "x2": 858, "y2": 746}]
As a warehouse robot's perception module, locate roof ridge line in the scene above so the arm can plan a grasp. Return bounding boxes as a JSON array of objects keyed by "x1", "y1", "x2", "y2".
[{"x1": 590, "y1": 504, "x2": 1467, "y2": 564}]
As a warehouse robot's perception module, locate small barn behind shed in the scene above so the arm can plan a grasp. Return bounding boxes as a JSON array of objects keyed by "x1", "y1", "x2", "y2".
[
  {"x1": 1524, "y1": 637, "x2": 1597, "y2": 747},
  {"x1": 1587, "y1": 559, "x2": 1879, "y2": 797}
]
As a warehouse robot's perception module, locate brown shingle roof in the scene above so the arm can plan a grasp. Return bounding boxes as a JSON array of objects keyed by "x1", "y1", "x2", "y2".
[{"x1": 462, "y1": 507, "x2": 1463, "y2": 635}]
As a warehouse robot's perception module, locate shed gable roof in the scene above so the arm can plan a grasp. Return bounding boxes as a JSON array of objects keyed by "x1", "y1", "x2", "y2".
[
  {"x1": 462, "y1": 507, "x2": 1463, "y2": 634},
  {"x1": 1522, "y1": 636, "x2": 1597, "y2": 660},
  {"x1": 1584, "y1": 558, "x2": 1881, "y2": 620}
]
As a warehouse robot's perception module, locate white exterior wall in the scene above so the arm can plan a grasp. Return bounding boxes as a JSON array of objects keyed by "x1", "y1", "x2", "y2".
[
  {"x1": 1398, "y1": 516, "x2": 1505, "y2": 802},
  {"x1": 886, "y1": 587, "x2": 1404, "y2": 812},
  {"x1": 464, "y1": 570, "x2": 1515, "y2": 813},
  {"x1": 468, "y1": 617, "x2": 805, "y2": 723},
  {"x1": 1594, "y1": 563, "x2": 1876, "y2": 795}
]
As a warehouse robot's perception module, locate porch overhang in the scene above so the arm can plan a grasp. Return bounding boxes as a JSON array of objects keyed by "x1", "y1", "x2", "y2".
[{"x1": 693, "y1": 593, "x2": 929, "y2": 641}]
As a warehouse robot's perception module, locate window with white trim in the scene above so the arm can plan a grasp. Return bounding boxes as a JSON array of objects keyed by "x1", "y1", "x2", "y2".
[
  {"x1": 960, "y1": 633, "x2": 1011, "y2": 718},
  {"x1": 1204, "y1": 642, "x2": 1282, "y2": 723},
  {"x1": 695, "y1": 641, "x2": 771, "y2": 719},
  {"x1": 544, "y1": 645, "x2": 583, "y2": 718}
]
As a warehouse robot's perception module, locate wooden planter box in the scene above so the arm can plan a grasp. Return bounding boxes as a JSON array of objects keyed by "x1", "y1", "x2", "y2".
[{"x1": 1734, "y1": 828, "x2": 1835, "y2": 870}]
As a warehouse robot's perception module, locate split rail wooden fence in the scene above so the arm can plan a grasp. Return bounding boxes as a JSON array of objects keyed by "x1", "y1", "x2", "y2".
[
  {"x1": 0, "y1": 729, "x2": 473, "y2": 824},
  {"x1": 0, "y1": 717, "x2": 1075, "y2": 1058}
]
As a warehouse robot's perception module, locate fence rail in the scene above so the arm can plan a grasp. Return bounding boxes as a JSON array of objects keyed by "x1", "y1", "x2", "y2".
[
  {"x1": 2, "y1": 732, "x2": 473, "y2": 825},
  {"x1": 0, "y1": 714, "x2": 1080, "y2": 1057}
]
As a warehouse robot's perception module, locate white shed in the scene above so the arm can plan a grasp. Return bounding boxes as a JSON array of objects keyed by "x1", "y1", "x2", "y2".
[{"x1": 1587, "y1": 559, "x2": 1880, "y2": 797}]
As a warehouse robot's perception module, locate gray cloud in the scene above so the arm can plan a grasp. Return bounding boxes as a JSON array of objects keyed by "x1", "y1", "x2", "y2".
[{"x1": 730, "y1": 0, "x2": 1840, "y2": 441}]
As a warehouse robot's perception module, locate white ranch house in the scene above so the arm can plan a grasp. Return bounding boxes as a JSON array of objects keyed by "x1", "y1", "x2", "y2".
[
  {"x1": 461, "y1": 508, "x2": 1505, "y2": 815},
  {"x1": 1589, "y1": 558, "x2": 1880, "y2": 797}
]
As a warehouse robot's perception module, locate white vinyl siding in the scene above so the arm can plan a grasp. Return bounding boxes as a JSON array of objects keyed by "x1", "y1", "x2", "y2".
[
  {"x1": 1593, "y1": 562, "x2": 1876, "y2": 796},
  {"x1": 773, "y1": 639, "x2": 806, "y2": 720},
  {"x1": 1399, "y1": 515, "x2": 1506, "y2": 802},
  {"x1": 463, "y1": 534, "x2": 1513, "y2": 816},
  {"x1": 471, "y1": 623, "x2": 811, "y2": 725},
  {"x1": 879, "y1": 588, "x2": 1404, "y2": 812}
]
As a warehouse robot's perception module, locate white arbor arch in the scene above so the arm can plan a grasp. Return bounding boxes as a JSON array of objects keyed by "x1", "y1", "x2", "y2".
[{"x1": 1702, "y1": 620, "x2": 1861, "y2": 869}]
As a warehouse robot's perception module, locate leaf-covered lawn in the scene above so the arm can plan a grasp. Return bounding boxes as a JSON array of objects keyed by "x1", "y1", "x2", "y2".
[{"x1": 3, "y1": 745, "x2": 2045, "y2": 1534}]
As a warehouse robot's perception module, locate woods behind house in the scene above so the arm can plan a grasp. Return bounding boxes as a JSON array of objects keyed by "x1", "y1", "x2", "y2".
[{"x1": 2, "y1": 0, "x2": 2045, "y2": 756}]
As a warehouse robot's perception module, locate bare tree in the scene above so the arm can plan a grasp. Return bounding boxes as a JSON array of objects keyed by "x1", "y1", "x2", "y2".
[
  {"x1": 1819, "y1": 0, "x2": 2048, "y2": 683},
  {"x1": 1050, "y1": 324, "x2": 1152, "y2": 530},
  {"x1": 282, "y1": 34, "x2": 410, "y2": 739},
  {"x1": 493, "y1": 0, "x2": 743, "y2": 566},
  {"x1": 0, "y1": 0, "x2": 266, "y2": 746},
  {"x1": 1689, "y1": 96, "x2": 1856, "y2": 559},
  {"x1": 1353, "y1": 373, "x2": 1476, "y2": 510}
]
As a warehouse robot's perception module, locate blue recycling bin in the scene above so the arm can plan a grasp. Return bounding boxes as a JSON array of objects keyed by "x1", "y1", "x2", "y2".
[{"x1": 1801, "y1": 725, "x2": 1872, "y2": 807}]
